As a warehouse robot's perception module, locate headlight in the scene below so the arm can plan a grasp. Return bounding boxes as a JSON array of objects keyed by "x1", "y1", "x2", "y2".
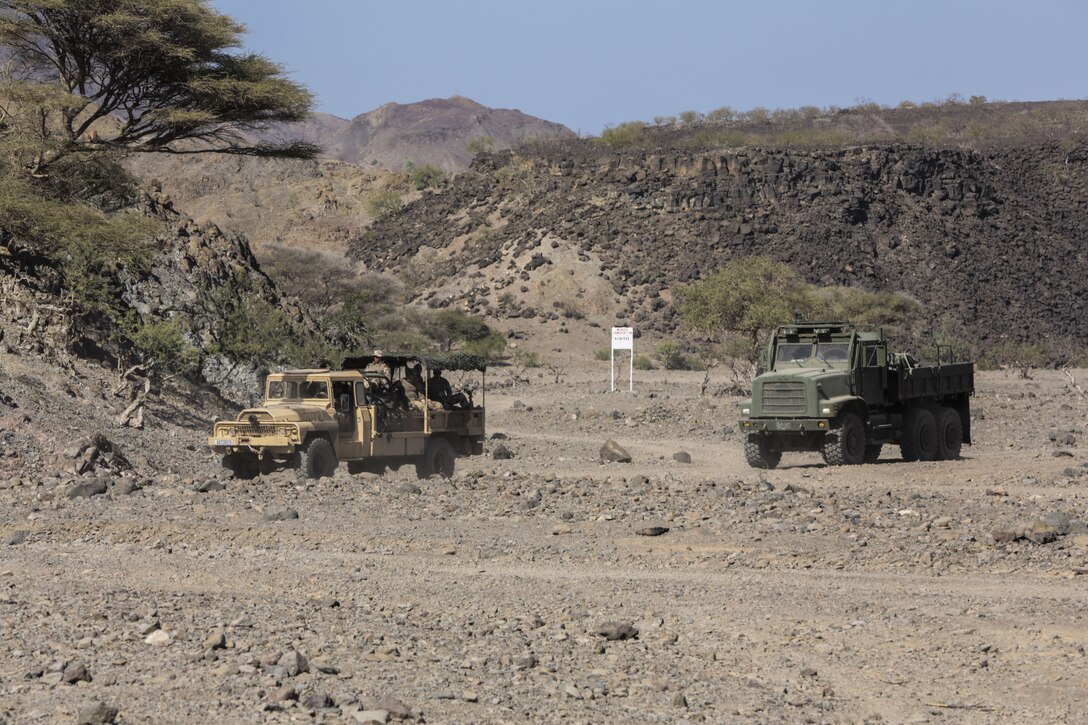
[
  {"x1": 821, "y1": 407, "x2": 832, "y2": 415},
  {"x1": 742, "y1": 408, "x2": 751, "y2": 415}
]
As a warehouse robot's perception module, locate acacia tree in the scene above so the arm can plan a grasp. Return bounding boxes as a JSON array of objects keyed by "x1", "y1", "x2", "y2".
[{"x1": 0, "y1": 0, "x2": 318, "y2": 172}]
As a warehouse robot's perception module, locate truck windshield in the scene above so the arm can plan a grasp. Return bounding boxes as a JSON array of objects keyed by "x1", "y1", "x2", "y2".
[
  {"x1": 815, "y1": 342, "x2": 850, "y2": 364},
  {"x1": 267, "y1": 380, "x2": 298, "y2": 399},
  {"x1": 775, "y1": 341, "x2": 851, "y2": 368},
  {"x1": 300, "y1": 381, "x2": 330, "y2": 400},
  {"x1": 776, "y1": 343, "x2": 813, "y2": 365}
]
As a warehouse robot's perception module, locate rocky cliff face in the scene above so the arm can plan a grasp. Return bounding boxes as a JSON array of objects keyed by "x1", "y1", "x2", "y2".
[
  {"x1": 352, "y1": 142, "x2": 1088, "y2": 349},
  {"x1": 0, "y1": 191, "x2": 306, "y2": 403}
]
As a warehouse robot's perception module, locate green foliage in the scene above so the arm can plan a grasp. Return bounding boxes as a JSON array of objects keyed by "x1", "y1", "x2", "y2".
[
  {"x1": 366, "y1": 189, "x2": 404, "y2": 219},
  {"x1": 679, "y1": 110, "x2": 703, "y2": 126},
  {"x1": 969, "y1": 95, "x2": 987, "y2": 106},
  {"x1": 405, "y1": 162, "x2": 447, "y2": 190},
  {"x1": 675, "y1": 256, "x2": 918, "y2": 362},
  {"x1": 125, "y1": 316, "x2": 200, "y2": 374},
  {"x1": 422, "y1": 308, "x2": 504, "y2": 354},
  {"x1": 632, "y1": 354, "x2": 655, "y2": 370},
  {"x1": 261, "y1": 244, "x2": 360, "y2": 314},
  {"x1": 512, "y1": 349, "x2": 542, "y2": 369},
  {"x1": 465, "y1": 136, "x2": 495, "y2": 155},
  {"x1": 599, "y1": 121, "x2": 646, "y2": 149},
  {"x1": 205, "y1": 272, "x2": 295, "y2": 364},
  {"x1": 655, "y1": 340, "x2": 703, "y2": 370},
  {"x1": 0, "y1": 0, "x2": 317, "y2": 168},
  {"x1": 593, "y1": 348, "x2": 612, "y2": 361},
  {"x1": 810, "y1": 287, "x2": 919, "y2": 325},
  {"x1": 674, "y1": 257, "x2": 805, "y2": 344}
]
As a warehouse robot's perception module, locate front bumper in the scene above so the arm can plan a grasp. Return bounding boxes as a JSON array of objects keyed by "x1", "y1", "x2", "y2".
[
  {"x1": 739, "y1": 418, "x2": 830, "y2": 433},
  {"x1": 208, "y1": 436, "x2": 297, "y2": 456}
]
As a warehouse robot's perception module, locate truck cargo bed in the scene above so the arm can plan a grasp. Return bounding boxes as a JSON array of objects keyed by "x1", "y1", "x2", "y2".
[{"x1": 898, "y1": 362, "x2": 974, "y2": 400}]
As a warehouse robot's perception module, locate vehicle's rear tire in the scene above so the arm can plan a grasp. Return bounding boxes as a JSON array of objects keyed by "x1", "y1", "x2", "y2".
[
  {"x1": 416, "y1": 437, "x2": 456, "y2": 479},
  {"x1": 300, "y1": 437, "x2": 337, "y2": 480},
  {"x1": 744, "y1": 435, "x2": 781, "y2": 469},
  {"x1": 900, "y1": 407, "x2": 937, "y2": 462},
  {"x1": 863, "y1": 444, "x2": 883, "y2": 463},
  {"x1": 934, "y1": 407, "x2": 963, "y2": 460},
  {"x1": 822, "y1": 412, "x2": 865, "y2": 466},
  {"x1": 222, "y1": 452, "x2": 258, "y2": 479}
]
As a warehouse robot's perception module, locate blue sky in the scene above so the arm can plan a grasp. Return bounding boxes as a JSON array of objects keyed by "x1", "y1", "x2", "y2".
[{"x1": 212, "y1": 0, "x2": 1088, "y2": 134}]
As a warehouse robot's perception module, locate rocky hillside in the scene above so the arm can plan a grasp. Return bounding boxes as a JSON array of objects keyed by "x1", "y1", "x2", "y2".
[
  {"x1": 0, "y1": 191, "x2": 307, "y2": 404},
  {"x1": 352, "y1": 140, "x2": 1088, "y2": 352},
  {"x1": 264, "y1": 96, "x2": 574, "y2": 171}
]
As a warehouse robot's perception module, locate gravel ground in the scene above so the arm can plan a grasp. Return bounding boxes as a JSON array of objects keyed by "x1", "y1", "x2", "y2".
[{"x1": 1, "y1": 357, "x2": 1087, "y2": 723}]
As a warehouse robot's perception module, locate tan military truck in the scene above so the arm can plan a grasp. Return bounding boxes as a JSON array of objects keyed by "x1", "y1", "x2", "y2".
[{"x1": 208, "y1": 353, "x2": 486, "y2": 479}]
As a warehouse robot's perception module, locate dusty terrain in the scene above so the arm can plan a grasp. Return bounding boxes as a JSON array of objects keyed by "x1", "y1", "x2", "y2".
[{"x1": 1, "y1": 361, "x2": 1087, "y2": 724}]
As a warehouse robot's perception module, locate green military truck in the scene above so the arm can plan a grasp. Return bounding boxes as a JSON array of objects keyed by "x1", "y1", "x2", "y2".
[
  {"x1": 209, "y1": 353, "x2": 486, "y2": 480},
  {"x1": 739, "y1": 322, "x2": 974, "y2": 468}
]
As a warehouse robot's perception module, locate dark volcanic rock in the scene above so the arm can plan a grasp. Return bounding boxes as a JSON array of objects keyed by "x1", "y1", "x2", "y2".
[{"x1": 600, "y1": 439, "x2": 632, "y2": 463}]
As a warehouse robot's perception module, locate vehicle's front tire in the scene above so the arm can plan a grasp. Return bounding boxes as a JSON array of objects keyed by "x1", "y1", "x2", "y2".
[
  {"x1": 900, "y1": 407, "x2": 937, "y2": 462},
  {"x1": 934, "y1": 407, "x2": 963, "y2": 460},
  {"x1": 822, "y1": 412, "x2": 866, "y2": 466},
  {"x1": 416, "y1": 437, "x2": 456, "y2": 479},
  {"x1": 300, "y1": 437, "x2": 337, "y2": 480},
  {"x1": 744, "y1": 434, "x2": 781, "y2": 469}
]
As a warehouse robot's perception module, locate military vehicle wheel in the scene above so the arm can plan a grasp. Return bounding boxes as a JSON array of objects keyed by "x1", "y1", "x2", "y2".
[
  {"x1": 416, "y1": 437, "x2": 456, "y2": 479},
  {"x1": 934, "y1": 407, "x2": 963, "y2": 460},
  {"x1": 300, "y1": 436, "x2": 337, "y2": 479},
  {"x1": 822, "y1": 412, "x2": 865, "y2": 465},
  {"x1": 222, "y1": 452, "x2": 258, "y2": 479},
  {"x1": 900, "y1": 407, "x2": 937, "y2": 462},
  {"x1": 744, "y1": 435, "x2": 781, "y2": 469},
  {"x1": 863, "y1": 444, "x2": 883, "y2": 463}
]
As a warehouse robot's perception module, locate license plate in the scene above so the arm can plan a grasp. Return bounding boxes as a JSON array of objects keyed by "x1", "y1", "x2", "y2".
[
  {"x1": 214, "y1": 438, "x2": 233, "y2": 447},
  {"x1": 774, "y1": 421, "x2": 790, "y2": 431}
]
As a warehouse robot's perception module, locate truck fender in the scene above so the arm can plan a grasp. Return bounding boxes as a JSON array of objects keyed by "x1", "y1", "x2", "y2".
[{"x1": 823, "y1": 396, "x2": 869, "y2": 423}]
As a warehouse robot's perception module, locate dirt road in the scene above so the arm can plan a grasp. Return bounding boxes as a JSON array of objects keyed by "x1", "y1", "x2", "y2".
[{"x1": 1, "y1": 367, "x2": 1086, "y2": 723}]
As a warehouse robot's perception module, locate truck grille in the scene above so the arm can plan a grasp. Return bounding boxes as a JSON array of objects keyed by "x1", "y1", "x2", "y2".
[
  {"x1": 761, "y1": 382, "x2": 807, "y2": 414},
  {"x1": 219, "y1": 423, "x2": 295, "y2": 438}
]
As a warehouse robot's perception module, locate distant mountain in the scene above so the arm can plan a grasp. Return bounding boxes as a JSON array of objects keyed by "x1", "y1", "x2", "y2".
[{"x1": 265, "y1": 96, "x2": 574, "y2": 171}]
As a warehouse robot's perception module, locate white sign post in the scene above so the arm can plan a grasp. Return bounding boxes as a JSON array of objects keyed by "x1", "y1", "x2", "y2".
[{"x1": 611, "y1": 326, "x2": 634, "y2": 392}]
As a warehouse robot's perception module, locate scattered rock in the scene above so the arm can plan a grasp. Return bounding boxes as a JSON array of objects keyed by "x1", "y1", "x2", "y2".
[
  {"x1": 594, "y1": 622, "x2": 639, "y2": 641},
  {"x1": 263, "y1": 508, "x2": 300, "y2": 522},
  {"x1": 396, "y1": 482, "x2": 422, "y2": 495},
  {"x1": 302, "y1": 692, "x2": 333, "y2": 709},
  {"x1": 6, "y1": 529, "x2": 29, "y2": 546},
  {"x1": 636, "y1": 526, "x2": 669, "y2": 537},
  {"x1": 111, "y1": 479, "x2": 141, "y2": 496},
  {"x1": 203, "y1": 630, "x2": 227, "y2": 651},
  {"x1": 278, "y1": 649, "x2": 309, "y2": 677},
  {"x1": 144, "y1": 630, "x2": 172, "y2": 646},
  {"x1": 491, "y1": 443, "x2": 514, "y2": 460},
  {"x1": 599, "y1": 439, "x2": 632, "y2": 463},
  {"x1": 196, "y1": 479, "x2": 225, "y2": 493},
  {"x1": 354, "y1": 710, "x2": 389, "y2": 724},
  {"x1": 375, "y1": 695, "x2": 412, "y2": 720},
  {"x1": 66, "y1": 479, "x2": 108, "y2": 499},
  {"x1": 62, "y1": 661, "x2": 91, "y2": 684},
  {"x1": 76, "y1": 702, "x2": 118, "y2": 725},
  {"x1": 671, "y1": 451, "x2": 691, "y2": 463},
  {"x1": 271, "y1": 684, "x2": 298, "y2": 702}
]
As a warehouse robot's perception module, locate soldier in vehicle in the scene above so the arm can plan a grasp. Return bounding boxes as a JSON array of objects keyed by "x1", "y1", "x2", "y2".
[
  {"x1": 429, "y1": 368, "x2": 470, "y2": 409},
  {"x1": 365, "y1": 350, "x2": 391, "y2": 379},
  {"x1": 404, "y1": 363, "x2": 442, "y2": 411}
]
